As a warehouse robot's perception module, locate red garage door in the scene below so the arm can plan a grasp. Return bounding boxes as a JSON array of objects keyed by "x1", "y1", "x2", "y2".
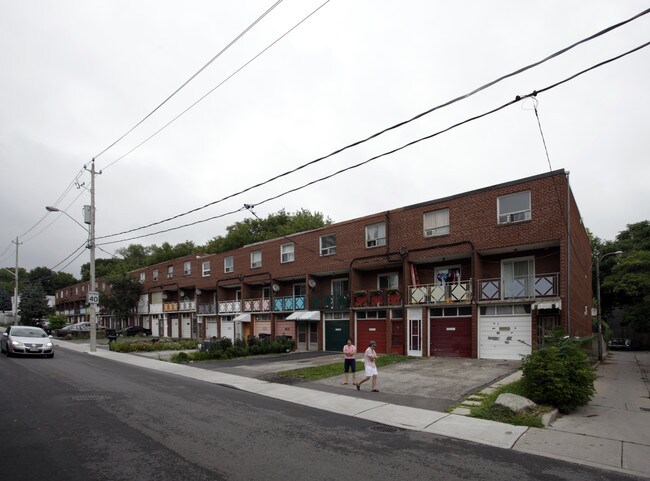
[
  {"x1": 430, "y1": 316, "x2": 472, "y2": 357},
  {"x1": 357, "y1": 319, "x2": 387, "y2": 354}
]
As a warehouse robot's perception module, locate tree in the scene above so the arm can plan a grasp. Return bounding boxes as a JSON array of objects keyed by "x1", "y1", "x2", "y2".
[
  {"x1": 18, "y1": 283, "x2": 52, "y2": 325},
  {"x1": 601, "y1": 221, "x2": 650, "y2": 335},
  {"x1": 26, "y1": 266, "x2": 77, "y2": 295},
  {"x1": 0, "y1": 284, "x2": 12, "y2": 312},
  {"x1": 204, "y1": 209, "x2": 331, "y2": 253},
  {"x1": 80, "y1": 258, "x2": 123, "y2": 281},
  {"x1": 0, "y1": 267, "x2": 27, "y2": 294},
  {"x1": 99, "y1": 273, "x2": 141, "y2": 323}
]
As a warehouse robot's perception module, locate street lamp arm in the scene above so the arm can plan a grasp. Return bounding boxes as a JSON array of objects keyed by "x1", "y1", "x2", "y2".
[{"x1": 45, "y1": 206, "x2": 90, "y2": 233}]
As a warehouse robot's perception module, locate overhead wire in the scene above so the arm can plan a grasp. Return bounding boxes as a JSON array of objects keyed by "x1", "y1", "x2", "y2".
[
  {"x1": 95, "y1": 6, "x2": 650, "y2": 241},
  {"x1": 49, "y1": 241, "x2": 88, "y2": 271},
  {"x1": 95, "y1": 39, "x2": 650, "y2": 248},
  {"x1": 93, "y1": 0, "x2": 286, "y2": 160}
]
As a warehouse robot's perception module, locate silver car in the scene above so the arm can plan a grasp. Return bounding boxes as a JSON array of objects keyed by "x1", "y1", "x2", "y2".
[{"x1": 1, "y1": 325, "x2": 55, "y2": 358}]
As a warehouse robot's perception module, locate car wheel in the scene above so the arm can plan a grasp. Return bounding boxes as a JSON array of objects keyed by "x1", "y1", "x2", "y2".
[
  {"x1": 45, "y1": 353, "x2": 54, "y2": 358},
  {"x1": 6, "y1": 348, "x2": 12, "y2": 357}
]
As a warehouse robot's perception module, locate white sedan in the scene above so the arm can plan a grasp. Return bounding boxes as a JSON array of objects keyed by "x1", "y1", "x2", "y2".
[{"x1": 1, "y1": 325, "x2": 55, "y2": 358}]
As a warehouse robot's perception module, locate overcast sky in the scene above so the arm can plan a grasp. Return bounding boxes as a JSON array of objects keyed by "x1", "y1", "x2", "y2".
[{"x1": 1, "y1": 1, "x2": 648, "y2": 278}]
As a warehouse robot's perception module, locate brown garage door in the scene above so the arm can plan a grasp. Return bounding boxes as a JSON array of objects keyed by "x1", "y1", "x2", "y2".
[
  {"x1": 357, "y1": 319, "x2": 387, "y2": 354},
  {"x1": 430, "y1": 316, "x2": 471, "y2": 357}
]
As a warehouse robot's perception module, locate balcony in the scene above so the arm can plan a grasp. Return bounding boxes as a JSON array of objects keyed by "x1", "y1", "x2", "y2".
[
  {"x1": 310, "y1": 294, "x2": 350, "y2": 310},
  {"x1": 137, "y1": 303, "x2": 149, "y2": 314},
  {"x1": 163, "y1": 301, "x2": 179, "y2": 312},
  {"x1": 179, "y1": 300, "x2": 196, "y2": 311},
  {"x1": 218, "y1": 300, "x2": 241, "y2": 314},
  {"x1": 477, "y1": 273, "x2": 559, "y2": 301},
  {"x1": 353, "y1": 289, "x2": 403, "y2": 308},
  {"x1": 242, "y1": 297, "x2": 271, "y2": 312},
  {"x1": 408, "y1": 281, "x2": 472, "y2": 305},
  {"x1": 198, "y1": 303, "x2": 217, "y2": 315},
  {"x1": 273, "y1": 295, "x2": 306, "y2": 312},
  {"x1": 150, "y1": 303, "x2": 163, "y2": 314}
]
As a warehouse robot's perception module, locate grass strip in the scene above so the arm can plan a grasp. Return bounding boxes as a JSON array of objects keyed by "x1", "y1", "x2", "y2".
[{"x1": 277, "y1": 354, "x2": 410, "y2": 381}]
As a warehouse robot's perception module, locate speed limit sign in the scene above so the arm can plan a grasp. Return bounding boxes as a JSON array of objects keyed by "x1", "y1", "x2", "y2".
[{"x1": 87, "y1": 291, "x2": 99, "y2": 304}]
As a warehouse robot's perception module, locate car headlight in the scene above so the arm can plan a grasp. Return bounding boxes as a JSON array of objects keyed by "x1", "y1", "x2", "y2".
[
  {"x1": 45, "y1": 342, "x2": 53, "y2": 348},
  {"x1": 11, "y1": 340, "x2": 24, "y2": 347}
]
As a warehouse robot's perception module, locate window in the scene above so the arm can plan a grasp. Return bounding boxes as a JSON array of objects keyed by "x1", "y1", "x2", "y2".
[
  {"x1": 332, "y1": 278, "x2": 349, "y2": 298},
  {"x1": 320, "y1": 234, "x2": 336, "y2": 256},
  {"x1": 153, "y1": 269, "x2": 159, "y2": 282},
  {"x1": 502, "y1": 257, "x2": 534, "y2": 298},
  {"x1": 423, "y1": 208, "x2": 450, "y2": 236},
  {"x1": 378, "y1": 273, "x2": 398, "y2": 289},
  {"x1": 139, "y1": 272, "x2": 145, "y2": 284},
  {"x1": 202, "y1": 261, "x2": 211, "y2": 277},
  {"x1": 498, "y1": 191, "x2": 531, "y2": 224},
  {"x1": 434, "y1": 266, "x2": 461, "y2": 285},
  {"x1": 224, "y1": 256, "x2": 234, "y2": 273},
  {"x1": 430, "y1": 306, "x2": 472, "y2": 317},
  {"x1": 184, "y1": 261, "x2": 191, "y2": 276},
  {"x1": 251, "y1": 250, "x2": 262, "y2": 269},
  {"x1": 366, "y1": 222, "x2": 386, "y2": 248},
  {"x1": 294, "y1": 283, "x2": 306, "y2": 297},
  {"x1": 167, "y1": 266, "x2": 174, "y2": 279},
  {"x1": 281, "y1": 243, "x2": 294, "y2": 263}
]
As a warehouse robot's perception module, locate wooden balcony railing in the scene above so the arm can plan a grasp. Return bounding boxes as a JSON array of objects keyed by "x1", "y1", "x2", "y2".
[
  {"x1": 272, "y1": 295, "x2": 306, "y2": 312},
  {"x1": 408, "y1": 281, "x2": 472, "y2": 305},
  {"x1": 477, "y1": 273, "x2": 559, "y2": 301}
]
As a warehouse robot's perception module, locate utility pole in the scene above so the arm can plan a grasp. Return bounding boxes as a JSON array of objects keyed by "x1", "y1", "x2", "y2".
[
  {"x1": 13, "y1": 236, "x2": 20, "y2": 324},
  {"x1": 89, "y1": 159, "x2": 97, "y2": 352}
]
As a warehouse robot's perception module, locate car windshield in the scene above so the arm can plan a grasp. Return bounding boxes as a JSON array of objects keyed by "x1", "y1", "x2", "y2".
[{"x1": 12, "y1": 328, "x2": 47, "y2": 338}]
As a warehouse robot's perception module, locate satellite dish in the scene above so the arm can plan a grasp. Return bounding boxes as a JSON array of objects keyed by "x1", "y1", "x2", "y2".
[
  {"x1": 272, "y1": 284, "x2": 280, "y2": 292},
  {"x1": 179, "y1": 290, "x2": 185, "y2": 297},
  {"x1": 308, "y1": 279, "x2": 316, "y2": 288},
  {"x1": 195, "y1": 289, "x2": 202, "y2": 296}
]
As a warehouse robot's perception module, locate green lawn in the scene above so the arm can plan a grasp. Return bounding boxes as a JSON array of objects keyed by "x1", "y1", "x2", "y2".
[{"x1": 276, "y1": 354, "x2": 410, "y2": 381}]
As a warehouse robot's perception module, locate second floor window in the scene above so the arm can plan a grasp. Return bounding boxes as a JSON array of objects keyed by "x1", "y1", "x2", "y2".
[
  {"x1": 378, "y1": 273, "x2": 399, "y2": 289},
  {"x1": 320, "y1": 234, "x2": 336, "y2": 256},
  {"x1": 498, "y1": 190, "x2": 531, "y2": 224},
  {"x1": 251, "y1": 250, "x2": 262, "y2": 269},
  {"x1": 153, "y1": 269, "x2": 159, "y2": 282},
  {"x1": 167, "y1": 266, "x2": 174, "y2": 278},
  {"x1": 224, "y1": 256, "x2": 234, "y2": 273},
  {"x1": 202, "y1": 261, "x2": 211, "y2": 277},
  {"x1": 366, "y1": 222, "x2": 386, "y2": 248},
  {"x1": 423, "y1": 208, "x2": 450, "y2": 237},
  {"x1": 184, "y1": 261, "x2": 191, "y2": 275},
  {"x1": 139, "y1": 272, "x2": 145, "y2": 284},
  {"x1": 281, "y1": 243, "x2": 294, "y2": 263}
]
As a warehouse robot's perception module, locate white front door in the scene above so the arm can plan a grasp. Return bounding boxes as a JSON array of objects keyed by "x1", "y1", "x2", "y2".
[{"x1": 407, "y1": 307, "x2": 423, "y2": 357}]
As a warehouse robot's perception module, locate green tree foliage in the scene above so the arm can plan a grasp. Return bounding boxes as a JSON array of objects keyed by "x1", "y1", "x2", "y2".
[
  {"x1": 204, "y1": 209, "x2": 331, "y2": 253},
  {"x1": 18, "y1": 282, "x2": 52, "y2": 325},
  {"x1": 26, "y1": 266, "x2": 78, "y2": 295},
  {"x1": 47, "y1": 314, "x2": 69, "y2": 331},
  {"x1": 99, "y1": 273, "x2": 141, "y2": 322},
  {"x1": 148, "y1": 241, "x2": 198, "y2": 265},
  {"x1": 80, "y1": 258, "x2": 123, "y2": 281},
  {"x1": 600, "y1": 221, "x2": 650, "y2": 333},
  {"x1": 0, "y1": 267, "x2": 27, "y2": 294},
  {"x1": 0, "y1": 284, "x2": 12, "y2": 311},
  {"x1": 521, "y1": 329, "x2": 596, "y2": 413}
]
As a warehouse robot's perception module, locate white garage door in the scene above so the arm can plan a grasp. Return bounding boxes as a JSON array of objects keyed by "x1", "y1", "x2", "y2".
[
  {"x1": 479, "y1": 315, "x2": 531, "y2": 360},
  {"x1": 221, "y1": 319, "x2": 234, "y2": 342},
  {"x1": 206, "y1": 319, "x2": 218, "y2": 338}
]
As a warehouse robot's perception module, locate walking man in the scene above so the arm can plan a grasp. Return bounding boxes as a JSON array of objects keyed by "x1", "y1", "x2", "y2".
[
  {"x1": 356, "y1": 340, "x2": 378, "y2": 392},
  {"x1": 340, "y1": 338, "x2": 357, "y2": 385}
]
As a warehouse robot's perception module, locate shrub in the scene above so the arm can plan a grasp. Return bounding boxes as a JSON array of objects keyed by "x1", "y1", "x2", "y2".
[
  {"x1": 521, "y1": 329, "x2": 596, "y2": 413},
  {"x1": 173, "y1": 351, "x2": 190, "y2": 363}
]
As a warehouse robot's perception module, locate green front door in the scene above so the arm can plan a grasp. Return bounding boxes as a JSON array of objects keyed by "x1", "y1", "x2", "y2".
[{"x1": 325, "y1": 320, "x2": 349, "y2": 352}]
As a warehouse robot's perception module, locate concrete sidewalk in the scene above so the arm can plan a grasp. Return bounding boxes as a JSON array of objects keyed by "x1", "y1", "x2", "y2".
[{"x1": 55, "y1": 340, "x2": 650, "y2": 479}]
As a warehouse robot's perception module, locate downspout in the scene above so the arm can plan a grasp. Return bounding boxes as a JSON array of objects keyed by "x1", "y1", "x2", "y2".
[{"x1": 566, "y1": 171, "x2": 571, "y2": 335}]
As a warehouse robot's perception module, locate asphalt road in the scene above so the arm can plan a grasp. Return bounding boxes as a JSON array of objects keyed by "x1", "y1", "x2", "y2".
[{"x1": 0, "y1": 348, "x2": 643, "y2": 481}]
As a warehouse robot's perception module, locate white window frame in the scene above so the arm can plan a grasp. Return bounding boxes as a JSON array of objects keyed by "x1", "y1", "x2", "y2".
[
  {"x1": 320, "y1": 234, "x2": 336, "y2": 256},
  {"x1": 153, "y1": 269, "x2": 159, "y2": 282},
  {"x1": 139, "y1": 272, "x2": 145, "y2": 284},
  {"x1": 167, "y1": 265, "x2": 174, "y2": 279},
  {"x1": 378, "y1": 273, "x2": 399, "y2": 289},
  {"x1": 331, "y1": 278, "x2": 349, "y2": 297},
  {"x1": 184, "y1": 261, "x2": 191, "y2": 276},
  {"x1": 224, "y1": 256, "x2": 234, "y2": 273},
  {"x1": 251, "y1": 250, "x2": 262, "y2": 269},
  {"x1": 498, "y1": 191, "x2": 531, "y2": 224},
  {"x1": 501, "y1": 256, "x2": 535, "y2": 298},
  {"x1": 423, "y1": 208, "x2": 450, "y2": 237},
  {"x1": 202, "y1": 261, "x2": 211, "y2": 277},
  {"x1": 281, "y1": 243, "x2": 295, "y2": 263},
  {"x1": 366, "y1": 222, "x2": 386, "y2": 248}
]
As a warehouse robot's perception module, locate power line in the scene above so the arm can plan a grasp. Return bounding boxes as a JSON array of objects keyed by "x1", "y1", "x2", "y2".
[
  {"x1": 99, "y1": 0, "x2": 331, "y2": 173},
  {"x1": 95, "y1": 7, "x2": 650, "y2": 241},
  {"x1": 93, "y1": 0, "x2": 286, "y2": 160},
  {"x1": 50, "y1": 242, "x2": 87, "y2": 271}
]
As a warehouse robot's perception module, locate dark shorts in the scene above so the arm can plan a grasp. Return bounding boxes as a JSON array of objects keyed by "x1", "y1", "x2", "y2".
[{"x1": 344, "y1": 358, "x2": 356, "y2": 373}]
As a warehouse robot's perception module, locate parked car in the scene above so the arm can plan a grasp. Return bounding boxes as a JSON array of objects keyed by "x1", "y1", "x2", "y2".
[
  {"x1": 56, "y1": 322, "x2": 106, "y2": 337},
  {"x1": 1, "y1": 325, "x2": 54, "y2": 358},
  {"x1": 119, "y1": 326, "x2": 152, "y2": 337},
  {"x1": 608, "y1": 338, "x2": 631, "y2": 350}
]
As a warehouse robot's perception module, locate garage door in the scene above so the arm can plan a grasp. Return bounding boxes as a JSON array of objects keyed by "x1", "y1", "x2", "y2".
[
  {"x1": 357, "y1": 319, "x2": 387, "y2": 354},
  {"x1": 479, "y1": 315, "x2": 531, "y2": 360},
  {"x1": 430, "y1": 316, "x2": 472, "y2": 357},
  {"x1": 325, "y1": 320, "x2": 350, "y2": 352}
]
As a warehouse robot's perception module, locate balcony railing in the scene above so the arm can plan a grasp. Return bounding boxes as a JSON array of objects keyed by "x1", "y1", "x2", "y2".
[
  {"x1": 179, "y1": 300, "x2": 196, "y2": 311},
  {"x1": 310, "y1": 294, "x2": 350, "y2": 310},
  {"x1": 218, "y1": 300, "x2": 241, "y2": 313},
  {"x1": 477, "y1": 273, "x2": 559, "y2": 301},
  {"x1": 150, "y1": 303, "x2": 163, "y2": 314},
  {"x1": 137, "y1": 303, "x2": 149, "y2": 314},
  {"x1": 163, "y1": 301, "x2": 179, "y2": 312},
  {"x1": 242, "y1": 298, "x2": 271, "y2": 312},
  {"x1": 408, "y1": 281, "x2": 472, "y2": 305},
  {"x1": 352, "y1": 289, "x2": 403, "y2": 308},
  {"x1": 198, "y1": 303, "x2": 217, "y2": 315},
  {"x1": 273, "y1": 295, "x2": 306, "y2": 312}
]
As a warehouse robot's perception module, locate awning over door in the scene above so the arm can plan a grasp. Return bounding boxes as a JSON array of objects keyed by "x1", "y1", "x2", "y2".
[
  {"x1": 233, "y1": 313, "x2": 251, "y2": 322},
  {"x1": 286, "y1": 311, "x2": 321, "y2": 321},
  {"x1": 532, "y1": 301, "x2": 562, "y2": 310}
]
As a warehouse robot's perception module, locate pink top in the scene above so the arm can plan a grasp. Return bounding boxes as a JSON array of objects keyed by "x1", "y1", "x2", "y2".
[
  {"x1": 364, "y1": 347, "x2": 377, "y2": 368},
  {"x1": 343, "y1": 344, "x2": 356, "y2": 359}
]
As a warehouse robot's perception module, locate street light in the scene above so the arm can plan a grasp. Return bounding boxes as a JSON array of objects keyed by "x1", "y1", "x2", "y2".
[
  {"x1": 595, "y1": 250, "x2": 623, "y2": 361},
  {"x1": 46, "y1": 198, "x2": 98, "y2": 353}
]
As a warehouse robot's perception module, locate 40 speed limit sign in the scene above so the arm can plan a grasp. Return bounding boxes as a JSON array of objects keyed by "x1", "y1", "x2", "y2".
[{"x1": 87, "y1": 291, "x2": 99, "y2": 304}]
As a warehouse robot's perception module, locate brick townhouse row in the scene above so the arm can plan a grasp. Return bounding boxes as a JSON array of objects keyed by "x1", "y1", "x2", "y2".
[{"x1": 54, "y1": 169, "x2": 593, "y2": 360}]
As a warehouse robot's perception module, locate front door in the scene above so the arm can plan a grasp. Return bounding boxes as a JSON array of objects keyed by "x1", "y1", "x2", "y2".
[
  {"x1": 407, "y1": 307, "x2": 423, "y2": 356},
  {"x1": 297, "y1": 322, "x2": 317, "y2": 350}
]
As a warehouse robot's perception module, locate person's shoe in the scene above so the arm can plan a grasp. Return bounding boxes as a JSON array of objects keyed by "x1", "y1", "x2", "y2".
[
  {"x1": 371, "y1": 389, "x2": 379, "y2": 392},
  {"x1": 356, "y1": 383, "x2": 360, "y2": 391}
]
